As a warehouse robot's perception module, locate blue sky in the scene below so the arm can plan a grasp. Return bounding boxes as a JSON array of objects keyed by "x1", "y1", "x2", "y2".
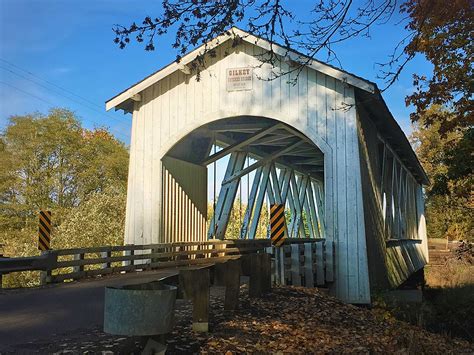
[{"x1": 0, "y1": 0, "x2": 432, "y2": 145}]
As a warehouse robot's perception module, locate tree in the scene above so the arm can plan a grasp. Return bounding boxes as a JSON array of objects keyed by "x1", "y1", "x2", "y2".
[
  {"x1": 113, "y1": 1, "x2": 472, "y2": 132},
  {"x1": 0, "y1": 108, "x2": 129, "y2": 252},
  {"x1": 0, "y1": 109, "x2": 129, "y2": 287},
  {"x1": 410, "y1": 106, "x2": 473, "y2": 241},
  {"x1": 0, "y1": 108, "x2": 128, "y2": 230},
  {"x1": 55, "y1": 185, "x2": 127, "y2": 249},
  {"x1": 403, "y1": 0, "x2": 473, "y2": 134}
]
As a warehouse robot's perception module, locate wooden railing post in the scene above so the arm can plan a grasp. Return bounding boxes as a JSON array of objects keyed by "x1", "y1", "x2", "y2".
[
  {"x1": 123, "y1": 248, "x2": 135, "y2": 269},
  {"x1": 265, "y1": 246, "x2": 275, "y2": 285},
  {"x1": 316, "y1": 241, "x2": 325, "y2": 285},
  {"x1": 101, "y1": 250, "x2": 112, "y2": 269},
  {"x1": 179, "y1": 268, "x2": 210, "y2": 332},
  {"x1": 130, "y1": 249, "x2": 135, "y2": 266},
  {"x1": 324, "y1": 240, "x2": 334, "y2": 283},
  {"x1": 290, "y1": 244, "x2": 301, "y2": 286},
  {"x1": 73, "y1": 253, "x2": 85, "y2": 278},
  {"x1": 40, "y1": 250, "x2": 57, "y2": 285},
  {"x1": 304, "y1": 242, "x2": 314, "y2": 287},
  {"x1": 277, "y1": 247, "x2": 286, "y2": 285}
]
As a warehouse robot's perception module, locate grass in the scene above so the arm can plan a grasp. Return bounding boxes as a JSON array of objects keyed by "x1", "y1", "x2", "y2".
[{"x1": 375, "y1": 256, "x2": 474, "y2": 342}]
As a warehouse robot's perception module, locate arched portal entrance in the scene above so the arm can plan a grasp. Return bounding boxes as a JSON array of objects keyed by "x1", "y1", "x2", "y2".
[{"x1": 161, "y1": 115, "x2": 327, "y2": 243}]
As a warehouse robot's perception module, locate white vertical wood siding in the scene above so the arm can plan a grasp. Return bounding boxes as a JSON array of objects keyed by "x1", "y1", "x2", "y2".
[
  {"x1": 125, "y1": 39, "x2": 370, "y2": 303},
  {"x1": 162, "y1": 156, "x2": 207, "y2": 243}
]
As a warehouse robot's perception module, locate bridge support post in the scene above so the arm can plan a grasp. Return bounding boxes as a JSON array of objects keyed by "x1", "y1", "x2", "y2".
[
  {"x1": 261, "y1": 253, "x2": 272, "y2": 293},
  {"x1": 243, "y1": 253, "x2": 271, "y2": 297},
  {"x1": 214, "y1": 259, "x2": 241, "y2": 310},
  {"x1": 179, "y1": 268, "x2": 210, "y2": 332}
]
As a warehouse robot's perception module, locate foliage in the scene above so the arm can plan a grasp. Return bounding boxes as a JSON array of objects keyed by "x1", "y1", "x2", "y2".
[
  {"x1": 1, "y1": 227, "x2": 41, "y2": 288},
  {"x1": 0, "y1": 109, "x2": 128, "y2": 231},
  {"x1": 0, "y1": 109, "x2": 129, "y2": 287},
  {"x1": 425, "y1": 259, "x2": 474, "y2": 289},
  {"x1": 115, "y1": 2, "x2": 471, "y2": 93},
  {"x1": 410, "y1": 106, "x2": 473, "y2": 241},
  {"x1": 113, "y1": 0, "x2": 399, "y2": 71},
  {"x1": 54, "y1": 186, "x2": 126, "y2": 249},
  {"x1": 374, "y1": 250, "x2": 474, "y2": 342},
  {"x1": 374, "y1": 282, "x2": 474, "y2": 342},
  {"x1": 424, "y1": 285, "x2": 474, "y2": 341},
  {"x1": 403, "y1": 0, "x2": 473, "y2": 133}
]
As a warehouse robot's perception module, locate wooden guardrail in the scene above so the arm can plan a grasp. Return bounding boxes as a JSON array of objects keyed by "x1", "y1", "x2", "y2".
[
  {"x1": 0, "y1": 240, "x2": 269, "y2": 286},
  {"x1": 268, "y1": 239, "x2": 334, "y2": 287},
  {"x1": 48, "y1": 239, "x2": 271, "y2": 284},
  {"x1": 0, "y1": 238, "x2": 333, "y2": 288}
]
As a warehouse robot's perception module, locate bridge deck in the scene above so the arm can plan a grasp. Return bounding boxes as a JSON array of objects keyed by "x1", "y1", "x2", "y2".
[{"x1": 0, "y1": 268, "x2": 193, "y2": 351}]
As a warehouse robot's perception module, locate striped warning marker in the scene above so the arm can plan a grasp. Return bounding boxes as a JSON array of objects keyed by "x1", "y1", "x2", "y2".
[
  {"x1": 270, "y1": 204, "x2": 287, "y2": 247},
  {"x1": 38, "y1": 210, "x2": 52, "y2": 251}
]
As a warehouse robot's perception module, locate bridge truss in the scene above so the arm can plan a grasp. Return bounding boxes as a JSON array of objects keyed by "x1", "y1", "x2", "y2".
[{"x1": 166, "y1": 117, "x2": 327, "y2": 241}]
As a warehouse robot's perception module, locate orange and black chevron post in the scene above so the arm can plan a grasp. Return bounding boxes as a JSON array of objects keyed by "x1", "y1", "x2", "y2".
[
  {"x1": 38, "y1": 210, "x2": 52, "y2": 251},
  {"x1": 270, "y1": 204, "x2": 287, "y2": 247}
]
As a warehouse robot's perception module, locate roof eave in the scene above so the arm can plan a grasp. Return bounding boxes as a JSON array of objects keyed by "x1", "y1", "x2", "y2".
[{"x1": 356, "y1": 87, "x2": 429, "y2": 185}]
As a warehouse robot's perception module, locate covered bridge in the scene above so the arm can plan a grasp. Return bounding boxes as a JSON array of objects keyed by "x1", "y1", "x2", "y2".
[{"x1": 106, "y1": 27, "x2": 429, "y2": 304}]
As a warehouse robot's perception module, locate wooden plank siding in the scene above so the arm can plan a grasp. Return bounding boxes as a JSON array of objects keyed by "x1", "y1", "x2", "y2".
[
  {"x1": 356, "y1": 104, "x2": 428, "y2": 289},
  {"x1": 161, "y1": 156, "x2": 207, "y2": 243},
  {"x1": 125, "y1": 40, "x2": 370, "y2": 303}
]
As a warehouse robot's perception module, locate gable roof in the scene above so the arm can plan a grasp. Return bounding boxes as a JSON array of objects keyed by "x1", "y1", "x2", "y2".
[
  {"x1": 106, "y1": 27, "x2": 375, "y2": 112},
  {"x1": 105, "y1": 27, "x2": 428, "y2": 185}
]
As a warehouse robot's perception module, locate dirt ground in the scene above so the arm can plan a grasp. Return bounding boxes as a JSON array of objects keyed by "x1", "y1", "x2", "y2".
[{"x1": 4, "y1": 284, "x2": 473, "y2": 354}]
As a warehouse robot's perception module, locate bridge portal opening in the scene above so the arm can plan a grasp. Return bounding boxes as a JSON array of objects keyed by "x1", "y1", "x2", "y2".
[{"x1": 162, "y1": 116, "x2": 326, "y2": 242}]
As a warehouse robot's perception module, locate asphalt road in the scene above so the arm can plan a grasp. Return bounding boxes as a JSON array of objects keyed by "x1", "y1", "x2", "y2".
[{"x1": 0, "y1": 269, "x2": 180, "y2": 351}]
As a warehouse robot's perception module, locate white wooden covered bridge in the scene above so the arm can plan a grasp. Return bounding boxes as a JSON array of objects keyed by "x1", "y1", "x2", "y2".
[{"x1": 106, "y1": 27, "x2": 429, "y2": 304}]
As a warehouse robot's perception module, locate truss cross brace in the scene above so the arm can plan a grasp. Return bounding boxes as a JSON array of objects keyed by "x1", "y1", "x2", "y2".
[{"x1": 208, "y1": 151, "x2": 247, "y2": 240}]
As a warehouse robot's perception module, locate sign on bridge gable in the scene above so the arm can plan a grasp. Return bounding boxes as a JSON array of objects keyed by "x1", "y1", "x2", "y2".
[{"x1": 226, "y1": 67, "x2": 253, "y2": 91}]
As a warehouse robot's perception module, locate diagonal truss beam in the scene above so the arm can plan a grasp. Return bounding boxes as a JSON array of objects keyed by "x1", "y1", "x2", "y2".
[
  {"x1": 222, "y1": 141, "x2": 304, "y2": 186},
  {"x1": 307, "y1": 180, "x2": 321, "y2": 239},
  {"x1": 291, "y1": 174, "x2": 310, "y2": 238},
  {"x1": 208, "y1": 151, "x2": 247, "y2": 239},
  {"x1": 248, "y1": 163, "x2": 272, "y2": 239},
  {"x1": 240, "y1": 167, "x2": 263, "y2": 239},
  {"x1": 202, "y1": 123, "x2": 283, "y2": 165},
  {"x1": 313, "y1": 180, "x2": 326, "y2": 238}
]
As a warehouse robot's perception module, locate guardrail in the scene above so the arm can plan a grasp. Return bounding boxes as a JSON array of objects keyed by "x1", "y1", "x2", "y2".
[
  {"x1": 0, "y1": 238, "x2": 333, "y2": 288},
  {"x1": 0, "y1": 240, "x2": 269, "y2": 286}
]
